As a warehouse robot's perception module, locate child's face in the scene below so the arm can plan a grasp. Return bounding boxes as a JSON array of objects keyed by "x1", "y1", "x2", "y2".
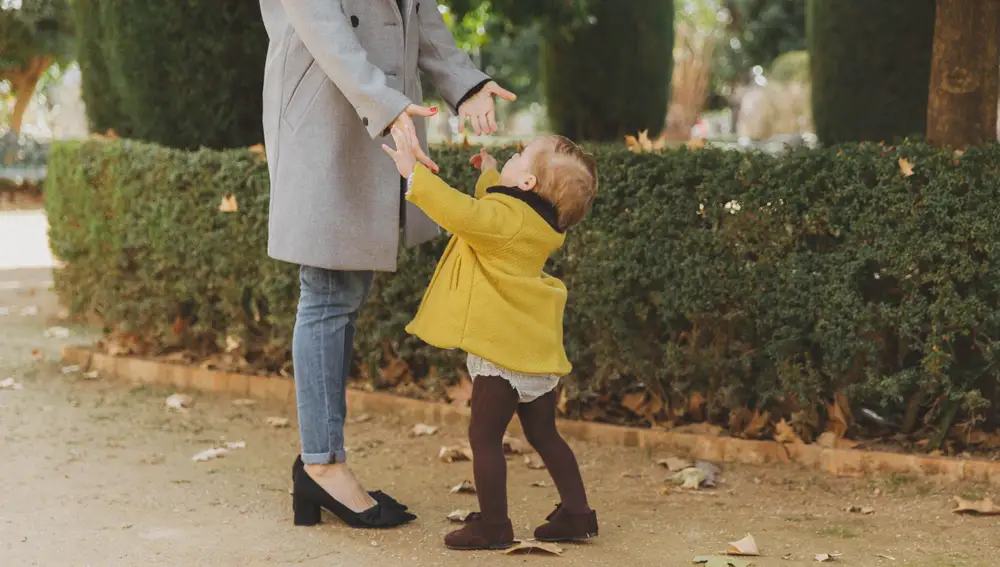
[{"x1": 499, "y1": 138, "x2": 550, "y2": 191}]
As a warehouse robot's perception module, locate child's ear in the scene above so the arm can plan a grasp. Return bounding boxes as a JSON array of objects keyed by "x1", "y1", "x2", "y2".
[{"x1": 518, "y1": 174, "x2": 538, "y2": 192}]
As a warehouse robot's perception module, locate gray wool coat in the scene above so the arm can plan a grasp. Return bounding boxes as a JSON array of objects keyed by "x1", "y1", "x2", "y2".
[{"x1": 259, "y1": 0, "x2": 490, "y2": 272}]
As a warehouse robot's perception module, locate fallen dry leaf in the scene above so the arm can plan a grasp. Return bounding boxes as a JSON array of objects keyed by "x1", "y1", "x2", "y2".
[
  {"x1": 411, "y1": 423, "x2": 439, "y2": 437},
  {"x1": 219, "y1": 194, "x2": 239, "y2": 213},
  {"x1": 743, "y1": 410, "x2": 770, "y2": 439},
  {"x1": 775, "y1": 418, "x2": 805, "y2": 444},
  {"x1": 165, "y1": 393, "x2": 194, "y2": 411},
  {"x1": 439, "y1": 445, "x2": 474, "y2": 463},
  {"x1": 687, "y1": 137, "x2": 706, "y2": 150},
  {"x1": 44, "y1": 326, "x2": 70, "y2": 339},
  {"x1": 657, "y1": 456, "x2": 694, "y2": 472},
  {"x1": 505, "y1": 541, "x2": 563, "y2": 556},
  {"x1": 266, "y1": 417, "x2": 290, "y2": 428},
  {"x1": 524, "y1": 454, "x2": 546, "y2": 470},
  {"x1": 0, "y1": 377, "x2": 23, "y2": 390},
  {"x1": 192, "y1": 447, "x2": 228, "y2": 462},
  {"x1": 61, "y1": 365, "x2": 81, "y2": 375},
  {"x1": 621, "y1": 472, "x2": 642, "y2": 479},
  {"x1": 502, "y1": 435, "x2": 534, "y2": 455},
  {"x1": 622, "y1": 392, "x2": 647, "y2": 414},
  {"x1": 530, "y1": 480, "x2": 550, "y2": 488},
  {"x1": 814, "y1": 553, "x2": 842, "y2": 562},
  {"x1": 669, "y1": 467, "x2": 706, "y2": 490},
  {"x1": 952, "y1": 496, "x2": 1000, "y2": 515},
  {"x1": 446, "y1": 377, "x2": 474, "y2": 407},
  {"x1": 224, "y1": 441, "x2": 246, "y2": 450},
  {"x1": 898, "y1": 158, "x2": 915, "y2": 178},
  {"x1": 450, "y1": 480, "x2": 476, "y2": 494},
  {"x1": 349, "y1": 413, "x2": 372, "y2": 424},
  {"x1": 727, "y1": 534, "x2": 760, "y2": 556},
  {"x1": 82, "y1": 371, "x2": 99, "y2": 380},
  {"x1": 447, "y1": 509, "x2": 474, "y2": 523},
  {"x1": 845, "y1": 505, "x2": 874, "y2": 515},
  {"x1": 693, "y1": 556, "x2": 754, "y2": 567},
  {"x1": 876, "y1": 553, "x2": 896, "y2": 561}
]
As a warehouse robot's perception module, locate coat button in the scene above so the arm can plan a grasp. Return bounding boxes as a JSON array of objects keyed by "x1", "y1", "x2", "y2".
[
  {"x1": 351, "y1": 15, "x2": 359, "y2": 27},
  {"x1": 362, "y1": 117, "x2": 369, "y2": 126}
]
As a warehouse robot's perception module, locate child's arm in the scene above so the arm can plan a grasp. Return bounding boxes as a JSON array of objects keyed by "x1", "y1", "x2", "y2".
[
  {"x1": 407, "y1": 164, "x2": 521, "y2": 249},
  {"x1": 470, "y1": 148, "x2": 499, "y2": 199}
]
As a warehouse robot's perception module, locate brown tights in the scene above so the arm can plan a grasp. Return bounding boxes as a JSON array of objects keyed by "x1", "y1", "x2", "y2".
[{"x1": 469, "y1": 376, "x2": 590, "y2": 523}]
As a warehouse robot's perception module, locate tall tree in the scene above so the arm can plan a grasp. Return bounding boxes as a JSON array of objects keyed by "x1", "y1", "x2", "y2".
[
  {"x1": 926, "y1": 0, "x2": 1000, "y2": 148},
  {"x1": 0, "y1": 0, "x2": 73, "y2": 135},
  {"x1": 807, "y1": 0, "x2": 936, "y2": 145},
  {"x1": 446, "y1": 0, "x2": 674, "y2": 141}
]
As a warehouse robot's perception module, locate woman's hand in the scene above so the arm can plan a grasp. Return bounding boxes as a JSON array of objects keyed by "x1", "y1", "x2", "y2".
[
  {"x1": 389, "y1": 104, "x2": 440, "y2": 173},
  {"x1": 469, "y1": 148, "x2": 498, "y2": 171},
  {"x1": 382, "y1": 124, "x2": 422, "y2": 178},
  {"x1": 457, "y1": 81, "x2": 517, "y2": 136}
]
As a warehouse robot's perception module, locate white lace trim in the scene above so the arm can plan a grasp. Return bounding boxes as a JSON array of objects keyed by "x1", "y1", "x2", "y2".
[{"x1": 466, "y1": 354, "x2": 560, "y2": 403}]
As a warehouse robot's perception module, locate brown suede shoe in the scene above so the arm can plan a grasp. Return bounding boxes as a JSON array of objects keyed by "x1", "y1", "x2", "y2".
[
  {"x1": 534, "y1": 503, "x2": 599, "y2": 542},
  {"x1": 444, "y1": 513, "x2": 515, "y2": 550}
]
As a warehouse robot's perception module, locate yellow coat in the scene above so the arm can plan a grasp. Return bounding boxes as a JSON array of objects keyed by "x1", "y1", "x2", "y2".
[{"x1": 404, "y1": 164, "x2": 572, "y2": 376}]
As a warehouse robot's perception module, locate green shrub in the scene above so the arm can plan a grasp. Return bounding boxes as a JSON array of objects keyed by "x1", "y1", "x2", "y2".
[
  {"x1": 73, "y1": 0, "x2": 131, "y2": 135},
  {"x1": 46, "y1": 139, "x2": 1000, "y2": 435},
  {"x1": 807, "y1": 0, "x2": 936, "y2": 145},
  {"x1": 96, "y1": 0, "x2": 267, "y2": 149},
  {"x1": 542, "y1": 0, "x2": 674, "y2": 141}
]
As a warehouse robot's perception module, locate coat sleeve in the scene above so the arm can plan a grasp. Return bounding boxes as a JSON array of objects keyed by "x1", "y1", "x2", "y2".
[
  {"x1": 475, "y1": 169, "x2": 500, "y2": 199},
  {"x1": 407, "y1": 164, "x2": 521, "y2": 249},
  {"x1": 416, "y1": 0, "x2": 491, "y2": 112},
  {"x1": 280, "y1": 0, "x2": 412, "y2": 139}
]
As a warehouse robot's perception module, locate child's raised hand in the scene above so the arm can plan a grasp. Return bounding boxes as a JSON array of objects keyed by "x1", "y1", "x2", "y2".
[
  {"x1": 469, "y1": 148, "x2": 498, "y2": 171},
  {"x1": 382, "y1": 124, "x2": 437, "y2": 177}
]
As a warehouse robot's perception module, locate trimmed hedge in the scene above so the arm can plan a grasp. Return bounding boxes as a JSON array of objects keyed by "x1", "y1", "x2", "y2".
[
  {"x1": 46, "y1": 139, "x2": 1000, "y2": 438},
  {"x1": 807, "y1": 0, "x2": 936, "y2": 146}
]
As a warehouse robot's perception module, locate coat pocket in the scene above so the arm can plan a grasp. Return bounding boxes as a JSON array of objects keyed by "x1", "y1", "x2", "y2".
[{"x1": 282, "y1": 57, "x2": 326, "y2": 131}]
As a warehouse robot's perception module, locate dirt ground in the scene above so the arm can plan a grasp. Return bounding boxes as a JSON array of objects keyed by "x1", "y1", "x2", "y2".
[{"x1": 2, "y1": 210, "x2": 1000, "y2": 567}]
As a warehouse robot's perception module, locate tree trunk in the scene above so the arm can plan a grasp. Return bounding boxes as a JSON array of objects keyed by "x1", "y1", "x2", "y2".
[
  {"x1": 926, "y1": 0, "x2": 1000, "y2": 148},
  {"x1": 6, "y1": 56, "x2": 52, "y2": 135}
]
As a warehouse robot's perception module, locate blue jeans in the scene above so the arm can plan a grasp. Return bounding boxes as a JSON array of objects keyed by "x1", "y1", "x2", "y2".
[{"x1": 293, "y1": 266, "x2": 374, "y2": 465}]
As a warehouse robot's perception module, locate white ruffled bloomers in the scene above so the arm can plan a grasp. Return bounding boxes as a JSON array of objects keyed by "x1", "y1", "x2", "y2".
[{"x1": 466, "y1": 354, "x2": 561, "y2": 403}]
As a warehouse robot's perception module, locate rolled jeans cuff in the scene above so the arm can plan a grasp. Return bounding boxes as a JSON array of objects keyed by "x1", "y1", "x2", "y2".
[{"x1": 301, "y1": 449, "x2": 348, "y2": 465}]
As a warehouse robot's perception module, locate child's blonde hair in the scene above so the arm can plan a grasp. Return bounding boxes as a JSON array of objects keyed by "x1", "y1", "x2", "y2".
[{"x1": 531, "y1": 136, "x2": 598, "y2": 230}]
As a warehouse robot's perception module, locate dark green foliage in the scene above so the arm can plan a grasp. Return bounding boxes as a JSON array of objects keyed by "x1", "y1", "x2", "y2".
[
  {"x1": 46, "y1": 139, "x2": 1000, "y2": 432},
  {"x1": 73, "y1": 0, "x2": 130, "y2": 135},
  {"x1": 94, "y1": 0, "x2": 267, "y2": 149},
  {"x1": 543, "y1": 0, "x2": 674, "y2": 141},
  {"x1": 0, "y1": 0, "x2": 74, "y2": 70},
  {"x1": 807, "y1": 0, "x2": 936, "y2": 145},
  {"x1": 731, "y1": 0, "x2": 807, "y2": 68}
]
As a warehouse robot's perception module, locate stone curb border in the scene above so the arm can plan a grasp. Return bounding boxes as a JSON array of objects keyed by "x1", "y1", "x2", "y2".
[{"x1": 62, "y1": 345, "x2": 1000, "y2": 487}]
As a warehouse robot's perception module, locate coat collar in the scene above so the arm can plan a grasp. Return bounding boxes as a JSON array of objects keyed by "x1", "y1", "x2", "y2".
[{"x1": 485, "y1": 186, "x2": 564, "y2": 233}]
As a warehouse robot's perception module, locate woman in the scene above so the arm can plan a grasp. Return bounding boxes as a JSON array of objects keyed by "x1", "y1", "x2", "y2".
[{"x1": 259, "y1": 0, "x2": 515, "y2": 528}]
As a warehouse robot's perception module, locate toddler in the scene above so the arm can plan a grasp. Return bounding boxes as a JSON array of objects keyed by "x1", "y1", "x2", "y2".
[{"x1": 383, "y1": 126, "x2": 599, "y2": 550}]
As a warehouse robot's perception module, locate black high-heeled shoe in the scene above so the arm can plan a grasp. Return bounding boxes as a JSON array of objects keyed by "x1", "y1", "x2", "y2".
[
  {"x1": 292, "y1": 455, "x2": 409, "y2": 511},
  {"x1": 291, "y1": 456, "x2": 416, "y2": 528}
]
